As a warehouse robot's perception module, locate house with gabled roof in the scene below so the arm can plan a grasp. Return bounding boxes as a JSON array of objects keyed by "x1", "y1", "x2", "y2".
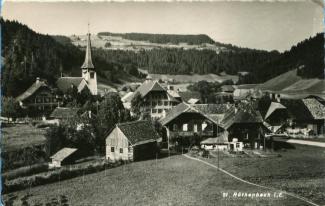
[
  {"x1": 160, "y1": 102, "x2": 230, "y2": 148},
  {"x1": 123, "y1": 78, "x2": 180, "y2": 119},
  {"x1": 220, "y1": 102, "x2": 267, "y2": 149},
  {"x1": 280, "y1": 98, "x2": 325, "y2": 135},
  {"x1": 105, "y1": 120, "x2": 160, "y2": 162},
  {"x1": 50, "y1": 107, "x2": 79, "y2": 123},
  {"x1": 16, "y1": 77, "x2": 61, "y2": 117}
]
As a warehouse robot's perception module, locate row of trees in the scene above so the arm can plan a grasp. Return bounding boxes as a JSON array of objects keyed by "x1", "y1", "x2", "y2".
[
  {"x1": 92, "y1": 32, "x2": 324, "y2": 82},
  {"x1": 98, "y1": 32, "x2": 215, "y2": 45}
]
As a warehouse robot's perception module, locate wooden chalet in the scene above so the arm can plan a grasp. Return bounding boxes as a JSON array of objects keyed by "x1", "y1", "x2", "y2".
[
  {"x1": 50, "y1": 107, "x2": 79, "y2": 124},
  {"x1": 123, "y1": 78, "x2": 180, "y2": 119},
  {"x1": 16, "y1": 78, "x2": 61, "y2": 117},
  {"x1": 105, "y1": 121, "x2": 160, "y2": 162},
  {"x1": 220, "y1": 103, "x2": 267, "y2": 149},
  {"x1": 160, "y1": 102, "x2": 229, "y2": 148}
]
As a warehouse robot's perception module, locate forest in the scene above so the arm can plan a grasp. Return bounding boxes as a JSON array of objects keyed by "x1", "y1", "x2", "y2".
[
  {"x1": 1, "y1": 19, "x2": 123, "y2": 97},
  {"x1": 97, "y1": 32, "x2": 215, "y2": 45},
  {"x1": 2, "y1": 18, "x2": 324, "y2": 98}
]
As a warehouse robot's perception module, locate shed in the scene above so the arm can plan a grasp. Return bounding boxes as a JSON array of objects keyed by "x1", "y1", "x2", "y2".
[
  {"x1": 49, "y1": 148, "x2": 78, "y2": 168},
  {"x1": 105, "y1": 121, "x2": 160, "y2": 162}
]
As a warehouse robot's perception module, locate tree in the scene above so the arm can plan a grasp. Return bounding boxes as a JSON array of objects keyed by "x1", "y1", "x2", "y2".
[
  {"x1": 95, "y1": 92, "x2": 131, "y2": 153},
  {"x1": 131, "y1": 92, "x2": 145, "y2": 118},
  {"x1": 1, "y1": 97, "x2": 21, "y2": 122}
]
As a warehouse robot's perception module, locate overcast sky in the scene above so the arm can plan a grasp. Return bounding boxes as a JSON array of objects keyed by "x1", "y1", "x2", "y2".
[{"x1": 2, "y1": 1, "x2": 323, "y2": 52}]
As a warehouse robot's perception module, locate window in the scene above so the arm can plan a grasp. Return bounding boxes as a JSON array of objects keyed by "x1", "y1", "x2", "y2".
[
  {"x1": 173, "y1": 124, "x2": 178, "y2": 131},
  {"x1": 164, "y1": 101, "x2": 168, "y2": 106},
  {"x1": 90, "y1": 72, "x2": 95, "y2": 79},
  {"x1": 158, "y1": 101, "x2": 163, "y2": 106},
  {"x1": 152, "y1": 101, "x2": 157, "y2": 107},
  {"x1": 158, "y1": 109, "x2": 162, "y2": 113},
  {"x1": 152, "y1": 109, "x2": 157, "y2": 113},
  {"x1": 183, "y1": 124, "x2": 188, "y2": 131},
  {"x1": 120, "y1": 148, "x2": 123, "y2": 153},
  {"x1": 202, "y1": 122, "x2": 208, "y2": 131},
  {"x1": 236, "y1": 143, "x2": 240, "y2": 148},
  {"x1": 194, "y1": 124, "x2": 198, "y2": 133},
  {"x1": 111, "y1": 147, "x2": 115, "y2": 152}
]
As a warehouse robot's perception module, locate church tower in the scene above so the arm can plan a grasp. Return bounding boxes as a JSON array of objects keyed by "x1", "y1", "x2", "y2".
[{"x1": 81, "y1": 32, "x2": 98, "y2": 95}]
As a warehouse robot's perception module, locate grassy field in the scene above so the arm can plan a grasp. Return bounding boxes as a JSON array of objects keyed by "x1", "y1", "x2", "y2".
[
  {"x1": 3, "y1": 155, "x2": 309, "y2": 206},
  {"x1": 2, "y1": 124, "x2": 46, "y2": 152},
  {"x1": 205, "y1": 144, "x2": 325, "y2": 205}
]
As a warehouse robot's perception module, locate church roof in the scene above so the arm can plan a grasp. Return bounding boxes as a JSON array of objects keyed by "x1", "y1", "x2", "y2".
[
  {"x1": 56, "y1": 77, "x2": 84, "y2": 93},
  {"x1": 81, "y1": 33, "x2": 94, "y2": 69}
]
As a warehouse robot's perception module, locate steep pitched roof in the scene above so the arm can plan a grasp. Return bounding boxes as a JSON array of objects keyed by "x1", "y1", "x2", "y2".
[
  {"x1": 50, "y1": 107, "x2": 79, "y2": 119},
  {"x1": 280, "y1": 99, "x2": 315, "y2": 120},
  {"x1": 56, "y1": 77, "x2": 84, "y2": 93},
  {"x1": 81, "y1": 33, "x2": 94, "y2": 69},
  {"x1": 124, "y1": 80, "x2": 166, "y2": 102},
  {"x1": 16, "y1": 80, "x2": 49, "y2": 102},
  {"x1": 117, "y1": 121, "x2": 160, "y2": 145},
  {"x1": 265, "y1": 102, "x2": 286, "y2": 120},
  {"x1": 160, "y1": 102, "x2": 190, "y2": 126},
  {"x1": 50, "y1": 148, "x2": 77, "y2": 161},
  {"x1": 302, "y1": 98, "x2": 325, "y2": 120},
  {"x1": 160, "y1": 103, "x2": 231, "y2": 126},
  {"x1": 221, "y1": 103, "x2": 263, "y2": 129}
]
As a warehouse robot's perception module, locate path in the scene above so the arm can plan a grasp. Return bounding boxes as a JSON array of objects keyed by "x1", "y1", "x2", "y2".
[
  {"x1": 277, "y1": 139, "x2": 325, "y2": 148},
  {"x1": 183, "y1": 154, "x2": 320, "y2": 206}
]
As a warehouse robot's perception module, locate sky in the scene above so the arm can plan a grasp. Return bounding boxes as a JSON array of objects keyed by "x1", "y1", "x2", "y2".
[{"x1": 2, "y1": 1, "x2": 323, "y2": 52}]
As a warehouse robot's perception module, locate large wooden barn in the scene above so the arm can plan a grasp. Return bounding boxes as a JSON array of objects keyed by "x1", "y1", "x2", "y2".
[{"x1": 105, "y1": 121, "x2": 160, "y2": 162}]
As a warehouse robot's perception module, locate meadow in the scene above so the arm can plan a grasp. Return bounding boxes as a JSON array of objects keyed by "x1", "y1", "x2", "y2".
[{"x1": 3, "y1": 155, "x2": 309, "y2": 206}]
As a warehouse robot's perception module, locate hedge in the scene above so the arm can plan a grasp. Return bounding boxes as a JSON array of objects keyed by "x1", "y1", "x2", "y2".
[
  {"x1": 3, "y1": 163, "x2": 49, "y2": 180},
  {"x1": 3, "y1": 160, "x2": 122, "y2": 194}
]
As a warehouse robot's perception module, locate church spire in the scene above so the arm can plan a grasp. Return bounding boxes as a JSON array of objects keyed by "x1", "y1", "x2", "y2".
[{"x1": 81, "y1": 28, "x2": 94, "y2": 69}]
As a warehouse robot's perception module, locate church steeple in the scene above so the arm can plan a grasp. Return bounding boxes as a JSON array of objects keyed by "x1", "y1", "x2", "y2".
[{"x1": 81, "y1": 32, "x2": 94, "y2": 69}]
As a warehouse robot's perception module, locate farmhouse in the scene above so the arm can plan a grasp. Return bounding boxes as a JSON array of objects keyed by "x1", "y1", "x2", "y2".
[
  {"x1": 160, "y1": 102, "x2": 229, "y2": 148},
  {"x1": 123, "y1": 77, "x2": 180, "y2": 119},
  {"x1": 16, "y1": 78, "x2": 61, "y2": 117},
  {"x1": 50, "y1": 107, "x2": 79, "y2": 124},
  {"x1": 281, "y1": 98, "x2": 325, "y2": 136},
  {"x1": 49, "y1": 147, "x2": 78, "y2": 168},
  {"x1": 105, "y1": 121, "x2": 160, "y2": 162},
  {"x1": 220, "y1": 103, "x2": 267, "y2": 149}
]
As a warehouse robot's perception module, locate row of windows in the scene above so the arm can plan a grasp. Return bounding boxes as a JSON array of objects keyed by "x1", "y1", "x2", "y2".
[
  {"x1": 35, "y1": 97, "x2": 57, "y2": 103},
  {"x1": 151, "y1": 101, "x2": 170, "y2": 107},
  {"x1": 152, "y1": 109, "x2": 166, "y2": 114},
  {"x1": 111, "y1": 147, "x2": 130, "y2": 153},
  {"x1": 173, "y1": 123, "x2": 208, "y2": 132}
]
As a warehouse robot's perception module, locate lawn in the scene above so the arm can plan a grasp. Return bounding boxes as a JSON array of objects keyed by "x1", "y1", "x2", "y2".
[
  {"x1": 204, "y1": 144, "x2": 325, "y2": 205},
  {"x1": 3, "y1": 155, "x2": 306, "y2": 206},
  {"x1": 2, "y1": 124, "x2": 46, "y2": 152}
]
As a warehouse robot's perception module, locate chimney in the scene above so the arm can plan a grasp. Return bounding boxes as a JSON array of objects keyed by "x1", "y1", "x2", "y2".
[{"x1": 36, "y1": 77, "x2": 40, "y2": 84}]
